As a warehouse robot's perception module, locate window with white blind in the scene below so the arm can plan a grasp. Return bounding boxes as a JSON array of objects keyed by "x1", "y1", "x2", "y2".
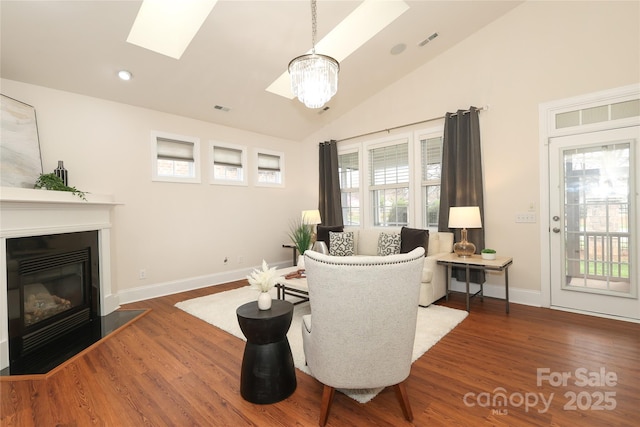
[
  {"x1": 338, "y1": 150, "x2": 360, "y2": 225},
  {"x1": 420, "y1": 135, "x2": 443, "y2": 227},
  {"x1": 255, "y1": 149, "x2": 284, "y2": 187},
  {"x1": 151, "y1": 131, "x2": 200, "y2": 183},
  {"x1": 210, "y1": 142, "x2": 247, "y2": 186},
  {"x1": 369, "y1": 140, "x2": 409, "y2": 227}
]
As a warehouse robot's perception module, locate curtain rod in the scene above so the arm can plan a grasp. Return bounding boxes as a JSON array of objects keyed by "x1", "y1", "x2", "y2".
[{"x1": 336, "y1": 105, "x2": 488, "y2": 143}]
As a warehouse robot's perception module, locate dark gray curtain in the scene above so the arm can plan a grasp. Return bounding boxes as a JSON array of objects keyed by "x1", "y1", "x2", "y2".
[
  {"x1": 438, "y1": 107, "x2": 485, "y2": 284},
  {"x1": 318, "y1": 140, "x2": 343, "y2": 226}
]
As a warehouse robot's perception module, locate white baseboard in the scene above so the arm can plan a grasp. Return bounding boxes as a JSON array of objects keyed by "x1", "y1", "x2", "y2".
[
  {"x1": 448, "y1": 279, "x2": 542, "y2": 307},
  {"x1": 118, "y1": 260, "x2": 291, "y2": 305}
]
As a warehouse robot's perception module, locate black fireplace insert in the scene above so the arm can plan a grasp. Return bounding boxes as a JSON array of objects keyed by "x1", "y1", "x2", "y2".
[{"x1": 6, "y1": 231, "x2": 100, "y2": 366}]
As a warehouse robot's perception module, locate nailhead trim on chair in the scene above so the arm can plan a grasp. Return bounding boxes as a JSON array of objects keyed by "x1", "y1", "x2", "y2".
[{"x1": 305, "y1": 250, "x2": 425, "y2": 267}]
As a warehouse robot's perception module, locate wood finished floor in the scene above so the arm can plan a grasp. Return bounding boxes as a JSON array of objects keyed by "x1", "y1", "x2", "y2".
[{"x1": 1, "y1": 280, "x2": 639, "y2": 426}]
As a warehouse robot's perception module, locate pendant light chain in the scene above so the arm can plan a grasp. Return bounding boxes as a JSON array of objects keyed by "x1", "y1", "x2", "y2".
[
  {"x1": 311, "y1": 0, "x2": 317, "y2": 54},
  {"x1": 288, "y1": 0, "x2": 340, "y2": 109}
]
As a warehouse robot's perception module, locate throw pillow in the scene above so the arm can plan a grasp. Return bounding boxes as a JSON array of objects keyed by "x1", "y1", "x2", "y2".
[
  {"x1": 329, "y1": 231, "x2": 355, "y2": 256},
  {"x1": 400, "y1": 227, "x2": 430, "y2": 254},
  {"x1": 317, "y1": 225, "x2": 344, "y2": 250},
  {"x1": 377, "y1": 232, "x2": 401, "y2": 256}
]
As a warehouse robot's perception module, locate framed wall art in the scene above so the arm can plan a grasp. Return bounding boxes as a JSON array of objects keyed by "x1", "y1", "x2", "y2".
[{"x1": 1, "y1": 94, "x2": 43, "y2": 188}]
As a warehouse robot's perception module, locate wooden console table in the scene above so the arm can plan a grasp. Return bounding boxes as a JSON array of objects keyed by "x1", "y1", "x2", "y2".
[{"x1": 437, "y1": 253, "x2": 513, "y2": 313}]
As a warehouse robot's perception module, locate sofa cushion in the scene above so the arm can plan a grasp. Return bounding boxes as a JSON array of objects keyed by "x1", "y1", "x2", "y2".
[
  {"x1": 377, "y1": 232, "x2": 401, "y2": 256},
  {"x1": 357, "y1": 228, "x2": 380, "y2": 255},
  {"x1": 400, "y1": 227, "x2": 429, "y2": 254},
  {"x1": 317, "y1": 225, "x2": 344, "y2": 251},
  {"x1": 329, "y1": 231, "x2": 355, "y2": 256}
]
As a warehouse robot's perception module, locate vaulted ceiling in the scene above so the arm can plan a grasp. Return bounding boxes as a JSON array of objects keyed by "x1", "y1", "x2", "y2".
[{"x1": 1, "y1": 1, "x2": 522, "y2": 141}]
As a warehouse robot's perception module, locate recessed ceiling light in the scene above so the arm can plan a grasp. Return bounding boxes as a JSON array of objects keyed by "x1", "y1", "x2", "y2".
[
  {"x1": 266, "y1": 0, "x2": 410, "y2": 99},
  {"x1": 390, "y1": 43, "x2": 406, "y2": 55},
  {"x1": 118, "y1": 70, "x2": 133, "y2": 81},
  {"x1": 127, "y1": 0, "x2": 219, "y2": 59}
]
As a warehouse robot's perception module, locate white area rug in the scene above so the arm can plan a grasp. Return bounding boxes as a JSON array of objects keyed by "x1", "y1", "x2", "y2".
[{"x1": 175, "y1": 286, "x2": 467, "y2": 403}]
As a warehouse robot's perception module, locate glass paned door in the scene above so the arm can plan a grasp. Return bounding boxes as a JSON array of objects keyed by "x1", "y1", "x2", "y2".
[
  {"x1": 549, "y1": 127, "x2": 639, "y2": 319},
  {"x1": 564, "y1": 143, "x2": 631, "y2": 294}
]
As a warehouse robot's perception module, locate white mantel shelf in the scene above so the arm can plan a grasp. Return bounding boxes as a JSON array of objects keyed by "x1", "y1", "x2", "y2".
[
  {"x1": 0, "y1": 186, "x2": 120, "y2": 206},
  {"x1": 0, "y1": 186, "x2": 122, "y2": 370}
]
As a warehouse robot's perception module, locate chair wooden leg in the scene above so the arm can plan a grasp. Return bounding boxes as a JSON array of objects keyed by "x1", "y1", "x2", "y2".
[
  {"x1": 393, "y1": 381, "x2": 413, "y2": 421},
  {"x1": 319, "y1": 385, "x2": 335, "y2": 426}
]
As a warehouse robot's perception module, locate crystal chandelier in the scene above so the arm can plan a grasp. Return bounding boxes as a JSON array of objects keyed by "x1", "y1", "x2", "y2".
[{"x1": 288, "y1": 0, "x2": 339, "y2": 109}]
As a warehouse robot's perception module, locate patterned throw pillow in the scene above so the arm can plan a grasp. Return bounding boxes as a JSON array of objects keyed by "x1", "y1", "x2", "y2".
[
  {"x1": 377, "y1": 232, "x2": 401, "y2": 256},
  {"x1": 329, "y1": 231, "x2": 355, "y2": 256}
]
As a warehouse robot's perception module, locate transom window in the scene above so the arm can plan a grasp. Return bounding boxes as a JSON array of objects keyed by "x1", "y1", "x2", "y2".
[
  {"x1": 256, "y1": 150, "x2": 284, "y2": 187},
  {"x1": 210, "y1": 142, "x2": 247, "y2": 186},
  {"x1": 151, "y1": 131, "x2": 200, "y2": 183}
]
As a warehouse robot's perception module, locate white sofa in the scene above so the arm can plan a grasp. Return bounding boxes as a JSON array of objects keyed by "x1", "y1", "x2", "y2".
[{"x1": 342, "y1": 227, "x2": 453, "y2": 306}]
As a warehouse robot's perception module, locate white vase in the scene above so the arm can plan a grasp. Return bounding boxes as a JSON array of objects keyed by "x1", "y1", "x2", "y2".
[
  {"x1": 258, "y1": 291, "x2": 272, "y2": 310},
  {"x1": 481, "y1": 253, "x2": 496, "y2": 260},
  {"x1": 297, "y1": 254, "x2": 305, "y2": 269}
]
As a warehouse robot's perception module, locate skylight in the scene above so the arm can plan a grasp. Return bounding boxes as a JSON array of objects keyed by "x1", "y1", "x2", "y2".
[{"x1": 127, "y1": 0, "x2": 219, "y2": 60}]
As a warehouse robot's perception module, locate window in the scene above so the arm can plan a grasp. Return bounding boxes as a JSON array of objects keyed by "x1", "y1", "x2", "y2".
[
  {"x1": 210, "y1": 141, "x2": 247, "y2": 186},
  {"x1": 420, "y1": 135, "x2": 443, "y2": 227},
  {"x1": 338, "y1": 150, "x2": 360, "y2": 225},
  {"x1": 369, "y1": 140, "x2": 409, "y2": 227},
  {"x1": 255, "y1": 149, "x2": 284, "y2": 187},
  {"x1": 151, "y1": 131, "x2": 200, "y2": 183},
  {"x1": 338, "y1": 129, "x2": 444, "y2": 229}
]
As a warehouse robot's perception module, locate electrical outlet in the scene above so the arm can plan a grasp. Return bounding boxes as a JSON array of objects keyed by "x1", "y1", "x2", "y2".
[
  {"x1": 139, "y1": 269, "x2": 146, "y2": 279},
  {"x1": 238, "y1": 256, "x2": 244, "y2": 264},
  {"x1": 515, "y1": 213, "x2": 536, "y2": 223}
]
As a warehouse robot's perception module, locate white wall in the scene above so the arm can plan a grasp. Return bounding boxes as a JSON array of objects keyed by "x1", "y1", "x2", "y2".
[
  {"x1": 2, "y1": 1, "x2": 638, "y2": 306},
  {"x1": 306, "y1": 1, "x2": 640, "y2": 303},
  {"x1": 1, "y1": 79, "x2": 315, "y2": 302}
]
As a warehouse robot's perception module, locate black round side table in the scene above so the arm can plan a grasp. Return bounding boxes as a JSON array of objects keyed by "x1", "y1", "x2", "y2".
[{"x1": 236, "y1": 299, "x2": 296, "y2": 404}]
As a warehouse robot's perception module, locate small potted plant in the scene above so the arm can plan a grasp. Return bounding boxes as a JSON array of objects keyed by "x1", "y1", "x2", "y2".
[
  {"x1": 481, "y1": 248, "x2": 497, "y2": 260},
  {"x1": 35, "y1": 173, "x2": 87, "y2": 200},
  {"x1": 288, "y1": 218, "x2": 313, "y2": 267},
  {"x1": 247, "y1": 260, "x2": 281, "y2": 310}
]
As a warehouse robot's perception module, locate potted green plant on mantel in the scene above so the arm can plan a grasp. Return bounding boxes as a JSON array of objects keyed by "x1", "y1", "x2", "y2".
[
  {"x1": 34, "y1": 173, "x2": 87, "y2": 201},
  {"x1": 481, "y1": 248, "x2": 497, "y2": 260},
  {"x1": 288, "y1": 218, "x2": 313, "y2": 268}
]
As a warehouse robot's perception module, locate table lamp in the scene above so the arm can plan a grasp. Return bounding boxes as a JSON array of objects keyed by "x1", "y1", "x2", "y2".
[
  {"x1": 301, "y1": 209, "x2": 322, "y2": 242},
  {"x1": 448, "y1": 206, "x2": 482, "y2": 257}
]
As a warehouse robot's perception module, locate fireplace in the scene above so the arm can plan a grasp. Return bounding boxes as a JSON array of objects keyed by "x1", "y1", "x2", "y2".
[
  {"x1": 1, "y1": 187, "x2": 120, "y2": 371},
  {"x1": 6, "y1": 231, "x2": 100, "y2": 364}
]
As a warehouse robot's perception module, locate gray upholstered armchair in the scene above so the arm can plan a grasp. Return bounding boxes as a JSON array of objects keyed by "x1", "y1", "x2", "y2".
[{"x1": 301, "y1": 247, "x2": 425, "y2": 426}]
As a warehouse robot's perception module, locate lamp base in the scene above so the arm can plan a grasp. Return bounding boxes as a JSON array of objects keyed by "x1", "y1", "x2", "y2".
[{"x1": 453, "y1": 228, "x2": 476, "y2": 257}]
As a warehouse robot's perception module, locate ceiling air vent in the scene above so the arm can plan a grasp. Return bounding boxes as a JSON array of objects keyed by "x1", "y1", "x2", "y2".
[
  {"x1": 214, "y1": 105, "x2": 231, "y2": 112},
  {"x1": 418, "y1": 32, "x2": 439, "y2": 47}
]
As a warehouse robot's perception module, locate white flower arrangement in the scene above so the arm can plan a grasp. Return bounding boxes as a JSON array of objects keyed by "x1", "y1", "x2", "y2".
[{"x1": 247, "y1": 260, "x2": 281, "y2": 293}]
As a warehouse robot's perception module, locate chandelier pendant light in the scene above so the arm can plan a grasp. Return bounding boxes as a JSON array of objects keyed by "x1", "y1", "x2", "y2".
[{"x1": 288, "y1": 0, "x2": 340, "y2": 109}]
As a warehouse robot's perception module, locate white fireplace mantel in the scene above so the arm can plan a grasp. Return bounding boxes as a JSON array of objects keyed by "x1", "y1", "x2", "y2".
[{"x1": 0, "y1": 187, "x2": 121, "y2": 370}]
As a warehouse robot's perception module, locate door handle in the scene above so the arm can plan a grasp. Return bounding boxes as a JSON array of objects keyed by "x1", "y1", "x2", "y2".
[{"x1": 552, "y1": 227, "x2": 561, "y2": 233}]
